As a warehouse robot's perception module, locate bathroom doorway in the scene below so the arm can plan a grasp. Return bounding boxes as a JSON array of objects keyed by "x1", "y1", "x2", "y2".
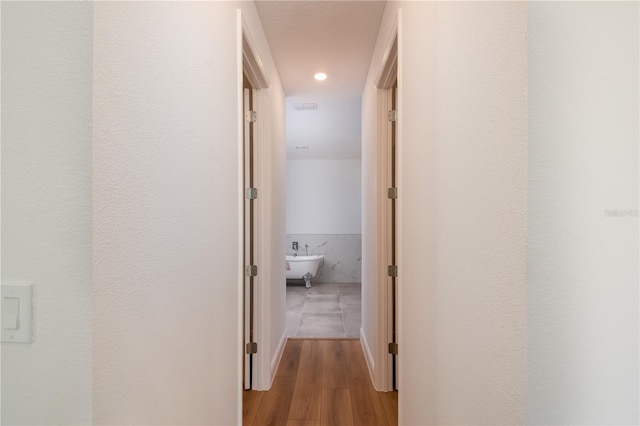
[{"x1": 284, "y1": 96, "x2": 363, "y2": 339}]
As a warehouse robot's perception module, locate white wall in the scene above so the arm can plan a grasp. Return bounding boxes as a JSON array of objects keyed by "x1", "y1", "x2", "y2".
[
  {"x1": 93, "y1": 2, "x2": 285, "y2": 423},
  {"x1": 1, "y1": 3, "x2": 93, "y2": 424},
  {"x1": 286, "y1": 96, "x2": 362, "y2": 160},
  {"x1": 527, "y1": 2, "x2": 639, "y2": 424},
  {"x1": 364, "y1": 2, "x2": 527, "y2": 423},
  {"x1": 401, "y1": 3, "x2": 528, "y2": 422},
  {"x1": 286, "y1": 159, "x2": 361, "y2": 235}
]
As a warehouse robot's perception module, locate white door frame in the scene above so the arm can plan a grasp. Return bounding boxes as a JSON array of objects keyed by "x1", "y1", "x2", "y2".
[
  {"x1": 237, "y1": 3, "x2": 403, "y2": 404},
  {"x1": 237, "y1": 9, "x2": 271, "y2": 394},
  {"x1": 373, "y1": 11, "x2": 401, "y2": 393}
]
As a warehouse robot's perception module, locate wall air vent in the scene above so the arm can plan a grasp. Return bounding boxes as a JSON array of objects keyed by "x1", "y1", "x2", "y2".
[{"x1": 292, "y1": 103, "x2": 318, "y2": 111}]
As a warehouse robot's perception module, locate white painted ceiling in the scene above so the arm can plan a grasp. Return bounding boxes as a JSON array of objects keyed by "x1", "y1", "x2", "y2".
[{"x1": 255, "y1": 1, "x2": 387, "y2": 159}]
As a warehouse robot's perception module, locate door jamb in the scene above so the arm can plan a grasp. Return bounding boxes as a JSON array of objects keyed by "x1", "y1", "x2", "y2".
[
  {"x1": 374, "y1": 13, "x2": 400, "y2": 393},
  {"x1": 237, "y1": 9, "x2": 272, "y2": 408}
]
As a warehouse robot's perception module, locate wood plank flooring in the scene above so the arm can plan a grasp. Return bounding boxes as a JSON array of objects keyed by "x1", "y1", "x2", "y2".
[{"x1": 244, "y1": 339, "x2": 397, "y2": 426}]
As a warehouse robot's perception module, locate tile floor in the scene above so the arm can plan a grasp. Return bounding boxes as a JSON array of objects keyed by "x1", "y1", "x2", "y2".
[{"x1": 286, "y1": 281, "x2": 361, "y2": 338}]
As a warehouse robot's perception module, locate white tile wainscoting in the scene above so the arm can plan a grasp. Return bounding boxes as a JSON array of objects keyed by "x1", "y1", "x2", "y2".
[{"x1": 285, "y1": 234, "x2": 361, "y2": 283}]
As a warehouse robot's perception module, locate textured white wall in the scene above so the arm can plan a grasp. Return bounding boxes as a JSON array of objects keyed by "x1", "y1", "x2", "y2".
[
  {"x1": 365, "y1": 2, "x2": 527, "y2": 423},
  {"x1": 527, "y1": 3, "x2": 639, "y2": 424},
  {"x1": 286, "y1": 159, "x2": 362, "y2": 235},
  {"x1": 93, "y1": 2, "x2": 285, "y2": 423},
  {"x1": 1, "y1": 3, "x2": 93, "y2": 424}
]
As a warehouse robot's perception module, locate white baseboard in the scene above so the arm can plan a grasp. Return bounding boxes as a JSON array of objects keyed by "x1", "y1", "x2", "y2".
[
  {"x1": 270, "y1": 329, "x2": 288, "y2": 383},
  {"x1": 360, "y1": 327, "x2": 376, "y2": 384}
]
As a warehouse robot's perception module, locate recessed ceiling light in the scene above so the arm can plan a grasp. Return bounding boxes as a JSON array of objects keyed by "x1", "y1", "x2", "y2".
[{"x1": 314, "y1": 72, "x2": 327, "y2": 81}]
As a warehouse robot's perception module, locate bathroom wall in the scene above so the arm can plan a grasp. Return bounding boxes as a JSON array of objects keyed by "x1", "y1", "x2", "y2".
[
  {"x1": 286, "y1": 159, "x2": 361, "y2": 282},
  {"x1": 1, "y1": 3, "x2": 94, "y2": 424},
  {"x1": 285, "y1": 234, "x2": 361, "y2": 282}
]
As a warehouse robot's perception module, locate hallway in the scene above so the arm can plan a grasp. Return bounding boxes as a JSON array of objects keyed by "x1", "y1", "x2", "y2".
[
  {"x1": 243, "y1": 339, "x2": 397, "y2": 425},
  {"x1": 2, "y1": 2, "x2": 637, "y2": 425}
]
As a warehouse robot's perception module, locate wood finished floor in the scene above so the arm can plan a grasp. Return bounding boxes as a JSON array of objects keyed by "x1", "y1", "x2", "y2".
[{"x1": 243, "y1": 339, "x2": 397, "y2": 426}]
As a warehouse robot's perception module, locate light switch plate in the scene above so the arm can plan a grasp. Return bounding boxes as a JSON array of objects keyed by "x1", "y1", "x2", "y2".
[{"x1": 2, "y1": 281, "x2": 32, "y2": 343}]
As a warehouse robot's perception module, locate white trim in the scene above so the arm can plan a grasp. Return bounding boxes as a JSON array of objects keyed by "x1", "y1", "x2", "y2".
[
  {"x1": 374, "y1": 87, "x2": 392, "y2": 392},
  {"x1": 372, "y1": 10, "x2": 400, "y2": 394},
  {"x1": 235, "y1": 8, "x2": 244, "y2": 423},
  {"x1": 242, "y1": 18, "x2": 270, "y2": 89},
  {"x1": 254, "y1": 87, "x2": 272, "y2": 391},
  {"x1": 360, "y1": 327, "x2": 377, "y2": 386},
  {"x1": 376, "y1": 23, "x2": 398, "y2": 90},
  {"x1": 239, "y1": 10, "x2": 273, "y2": 392},
  {"x1": 396, "y1": 9, "x2": 404, "y2": 424},
  {"x1": 270, "y1": 330, "x2": 288, "y2": 382},
  {"x1": 0, "y1": 2, "x2": 4, "y2": 421}
]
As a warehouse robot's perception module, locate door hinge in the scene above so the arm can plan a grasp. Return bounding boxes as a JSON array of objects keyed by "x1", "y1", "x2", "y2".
[
  {"x1": 245, "y1": 111, "x2": 257, "y2": 123},
  {"x1": 388, "y1": 342, "x2": 398, "y2": 355},
  {"x1": 246, "y1": 342, "x2": 258, "y2": 354},
  {"x1": 246, "y1": 187, "x2": 258, "y2": 200},
  {"x1": 388, "y1": 265, "x2": 398, "y2": 277},
  {"x1": 387, "y1": 187, "x2": 398, "y2": 199},
  {"x1": 388, "y1": 109, "x2": 398, "y2": 122},
  {"x1": 245, "y1": 264, "x2": 258, "y2": 277}
]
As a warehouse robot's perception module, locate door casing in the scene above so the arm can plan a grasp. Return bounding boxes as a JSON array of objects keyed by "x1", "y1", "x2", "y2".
[
  {"x1": 238, "y1": 9, "x2": 272, "y2": 399},
  {"x1": 372, "y1": 16, "x2": 401, "y2": 394}
]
